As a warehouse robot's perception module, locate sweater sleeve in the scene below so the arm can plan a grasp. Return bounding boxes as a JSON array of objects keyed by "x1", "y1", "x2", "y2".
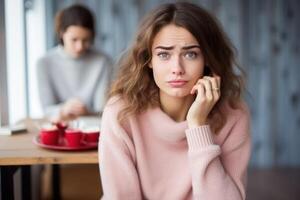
[
  {"x1": 99, "y1": 104, "x2": 142, "y2": 200},
  {"x1": 185, "y1": 109, "x2": 251, "y2": 200},
  {"x1": 36, "y1": 58, "x2": 63, "y2": 118}
]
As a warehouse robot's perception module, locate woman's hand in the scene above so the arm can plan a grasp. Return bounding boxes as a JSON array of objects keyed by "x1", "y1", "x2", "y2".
[
  {"x1": 186, "y1": 75, "x2": 221, "y2": 128},
  {"x1": 59, "y1": 98, "x2": 88, "y2": 121}
]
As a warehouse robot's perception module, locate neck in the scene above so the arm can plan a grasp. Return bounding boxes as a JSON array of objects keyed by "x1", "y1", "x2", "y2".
[{"x1": 159, "y1": 93, "x2": 195, "y2": 122}]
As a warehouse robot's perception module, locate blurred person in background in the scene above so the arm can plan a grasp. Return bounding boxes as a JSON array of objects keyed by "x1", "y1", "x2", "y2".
[
  {"x1": 35, "y1": 4, "x2": 112, "y2": 199},
  {"x1": 37, "y1": 4, "x2": 113, "y2": 122}
]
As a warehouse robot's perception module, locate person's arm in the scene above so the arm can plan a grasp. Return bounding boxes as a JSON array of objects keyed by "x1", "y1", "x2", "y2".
[
  {"x1": 185, "y1": 109, "x2": 251, "y2": 200},
  {"x1": 99, "y1": 104, "x2": 142, "y2": 200},
  {"x1": 36, "y1": 58, "x2": 63, "y2": 117},
  {"x1": 91, "y1": 57, "x2": 113, "y2": 114}
]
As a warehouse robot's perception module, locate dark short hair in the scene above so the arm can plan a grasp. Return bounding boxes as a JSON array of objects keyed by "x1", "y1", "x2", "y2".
[{"x1": 55, "y1": 4, "x2": 95, "y2": 45}]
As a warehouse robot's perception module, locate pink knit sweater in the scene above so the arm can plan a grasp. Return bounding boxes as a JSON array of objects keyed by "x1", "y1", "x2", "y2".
[{"x1": 99, "y1": 98, "x2": 251, "y2": 200}]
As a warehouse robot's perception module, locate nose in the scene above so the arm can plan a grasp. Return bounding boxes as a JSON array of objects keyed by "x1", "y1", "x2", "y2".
[
  {"x1": 171, "y1": 56, "x2": 185, "y2": 75},
  {"x1": 75, "y1": 41, "x2": 85, "y2": 52}
]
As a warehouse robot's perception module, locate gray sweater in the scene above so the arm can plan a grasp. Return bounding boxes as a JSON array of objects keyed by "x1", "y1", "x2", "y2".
[{"x1": 37, "y1": 45, "x2": 113, "y2": 118}]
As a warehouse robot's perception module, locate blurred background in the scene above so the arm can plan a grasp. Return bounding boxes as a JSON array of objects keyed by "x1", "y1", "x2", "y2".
[{"x1": 1, "y1": 0, "x2": 299, "y2": 199}]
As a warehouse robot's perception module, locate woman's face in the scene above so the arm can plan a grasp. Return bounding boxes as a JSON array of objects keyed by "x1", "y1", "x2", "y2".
[
  {"x1": 61, "y1": 25, "x2": 93, "y2": 58},
  {"x1": 150, "y1": 24, "x2": 205, "y2": 99}
]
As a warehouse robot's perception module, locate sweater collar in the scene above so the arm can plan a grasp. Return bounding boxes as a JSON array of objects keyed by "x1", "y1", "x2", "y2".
[
  {"x1": 144, "y1": 107, "x2": 188, "y2": 143},
  {"x1": 57, "y1": 45, "x2": 90, "y2": 60}
]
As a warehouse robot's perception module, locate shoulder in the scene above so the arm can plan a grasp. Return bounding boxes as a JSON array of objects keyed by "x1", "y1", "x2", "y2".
[
  {"x1": 100, "y1": 97, "x2": 137, "y2": 162},
  {"x1": 222, "y1": 100, "x2": 250, "y2": 126},
  {"x1": 101, "y1": 96, "x2": 135, "y2": 144},
  {"x1": 215, "y1": 100, "x2": 251, "y2": 146},
  {"x1": 102, "y1": 96, "x2": 126, "y2": 120},
  {"x1": 37, "y1": 46, "x2": 61, "y2": 67},
  {"x1": 87, "y1": 48, "x2": 112, "y2": 63},
  {"x1": 84, "y1": 49, "x2": 113, "y2": 72}
]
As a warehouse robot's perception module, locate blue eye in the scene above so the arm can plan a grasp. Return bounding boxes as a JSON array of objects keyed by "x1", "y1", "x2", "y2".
[
  {"x1": 184, "y1": 51, "x2": 198, "y2": 59},
  {"x1": 157, "y1": 52, "x2": 170, "y2": 60}
]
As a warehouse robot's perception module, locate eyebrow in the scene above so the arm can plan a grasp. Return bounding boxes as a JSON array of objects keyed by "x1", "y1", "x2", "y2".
[
  {"x1": 154, "y1": 46, "x2": 174, "y2": 50},
  {"x1": 182, "y1": 45, "x2": 201, "y2": 50},
  {"x1": 154, "y1": 45, "x2": 201, "y2": 50}
]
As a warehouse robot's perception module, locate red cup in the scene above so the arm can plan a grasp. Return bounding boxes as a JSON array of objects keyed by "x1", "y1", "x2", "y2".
[
  {"x1": 65, "y1": 129, "x2": 84, "y2": 147},
  {"x1": 54, "y1": 122, "x2": 68, "y2": 136},
  {"x1": 82, "y1": 128, "x2": 100, "y2": 143},
  {"x1": 40, "y1": 126, "x2": 59, "y2": 145}
]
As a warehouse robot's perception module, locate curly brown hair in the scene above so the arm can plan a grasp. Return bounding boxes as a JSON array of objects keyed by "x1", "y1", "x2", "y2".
[{"x1": 109, "y1": 2, "x2": 245, "y2": 133}]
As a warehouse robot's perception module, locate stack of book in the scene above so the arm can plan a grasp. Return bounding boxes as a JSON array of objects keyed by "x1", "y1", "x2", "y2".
[{"x1": 0, "y1": 123, "x2": 27, "y2": 135}]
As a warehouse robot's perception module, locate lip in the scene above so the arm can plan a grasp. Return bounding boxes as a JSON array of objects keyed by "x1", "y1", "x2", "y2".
[{"x1": 167, "y1": 80, "x2": 188, "y2": 87}]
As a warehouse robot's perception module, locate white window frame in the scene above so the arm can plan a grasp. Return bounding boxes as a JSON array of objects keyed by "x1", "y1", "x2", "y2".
[
  {"x1": 0, "y1": 0, "x2": 9, "y2": 126},
  {"x1": 26, "y1": 0, "x2": 47, "y2": 118},
  {"x1": 4, "y1": 0, "x2": 47, "y2": 124},
  {"x1": 5, "y1": 0, "x2": 27, "y2": 124}
]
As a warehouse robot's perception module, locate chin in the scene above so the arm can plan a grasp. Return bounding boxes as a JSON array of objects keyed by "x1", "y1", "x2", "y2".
[
  {"x1": 159, "y1": 84, "x2": 192, "y2": 99},
  {"x1": 168, "y1": 89, "x2": 191, "y2": 98},
  {"x1": 74, "y1": 54, "x2": 83, "y2": 58}
]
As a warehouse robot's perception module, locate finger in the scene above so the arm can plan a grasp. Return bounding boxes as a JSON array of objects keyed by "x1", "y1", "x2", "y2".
[
  {"x1": 203, "y1": 76, "x2": 218, "y2": 89},
  {"x1": 190, "y1": 85, "x2": 197, "y2": 94},
  {"x1": 191, "y1": 79, "x2": 201, "y2": 94},
  {"x1": 212, "y1": 73, "x2": 221, "y2": 89},
  {"x1": 204, "y1": 76, "x2": 220, "y2": 100},
  {"x1": 72, "y1": 104, "x2": 86, "y2": 111},
  {"x1": 194, "y1": 82, "x2": 205, "y2": 101},
  {"x1": 67, "y1": 109, "x2": 79, "y2": 116},
  {"x1": 50, "y1": 117, "x2": 60, "y2": 124},
  {"x1": 68, "y1": 111, "x2": 82, "y2": 118},
  {"x1": 190, "y1": 84, "x2": 202, "y2": 95},
  {"x1": 198, "y1": 79, "x2": 213, "y2": 100},
  {"x1": 64, "y1": 112, "x2": 77, "y2": 120},
  {"x1": 70, "y1": 107, "x2": 86, "y2": 115}
]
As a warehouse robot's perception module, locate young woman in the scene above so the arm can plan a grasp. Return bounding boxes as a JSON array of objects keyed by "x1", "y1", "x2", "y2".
[
  {"x1": 37, "y1": 4, "x2": 112, "y2": 122},
  {"x1": 99, "y1": 2, "x2": 251, "y2": 200}
]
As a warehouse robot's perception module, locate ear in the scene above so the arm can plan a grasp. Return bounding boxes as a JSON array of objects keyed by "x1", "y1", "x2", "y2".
[
  {"x1": 148, "y1": 63, "x2": 153, "y2": 69},
  {"x1": 59, "y1": 30, "x2": 66, "y2": 39}
]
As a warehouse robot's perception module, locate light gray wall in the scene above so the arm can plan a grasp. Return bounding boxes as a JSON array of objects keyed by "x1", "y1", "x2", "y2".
[{"x1": 47, "y1": 0, "x2": 300, "y2": 168}]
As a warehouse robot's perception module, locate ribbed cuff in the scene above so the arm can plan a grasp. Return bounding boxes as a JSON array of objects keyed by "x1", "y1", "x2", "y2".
[{"x1": 185, "y1": 125, "x2": 214, "y2": 151}]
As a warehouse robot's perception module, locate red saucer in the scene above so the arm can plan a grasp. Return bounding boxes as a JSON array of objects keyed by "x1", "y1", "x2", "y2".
[{"x1": 33, "y1": 135, "x2": 98, "y2": 151}]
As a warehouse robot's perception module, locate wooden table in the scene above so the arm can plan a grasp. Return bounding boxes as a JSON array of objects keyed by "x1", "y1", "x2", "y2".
[{"x1": 0, "y1": 119, "x2": 98, "y2": 199}]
